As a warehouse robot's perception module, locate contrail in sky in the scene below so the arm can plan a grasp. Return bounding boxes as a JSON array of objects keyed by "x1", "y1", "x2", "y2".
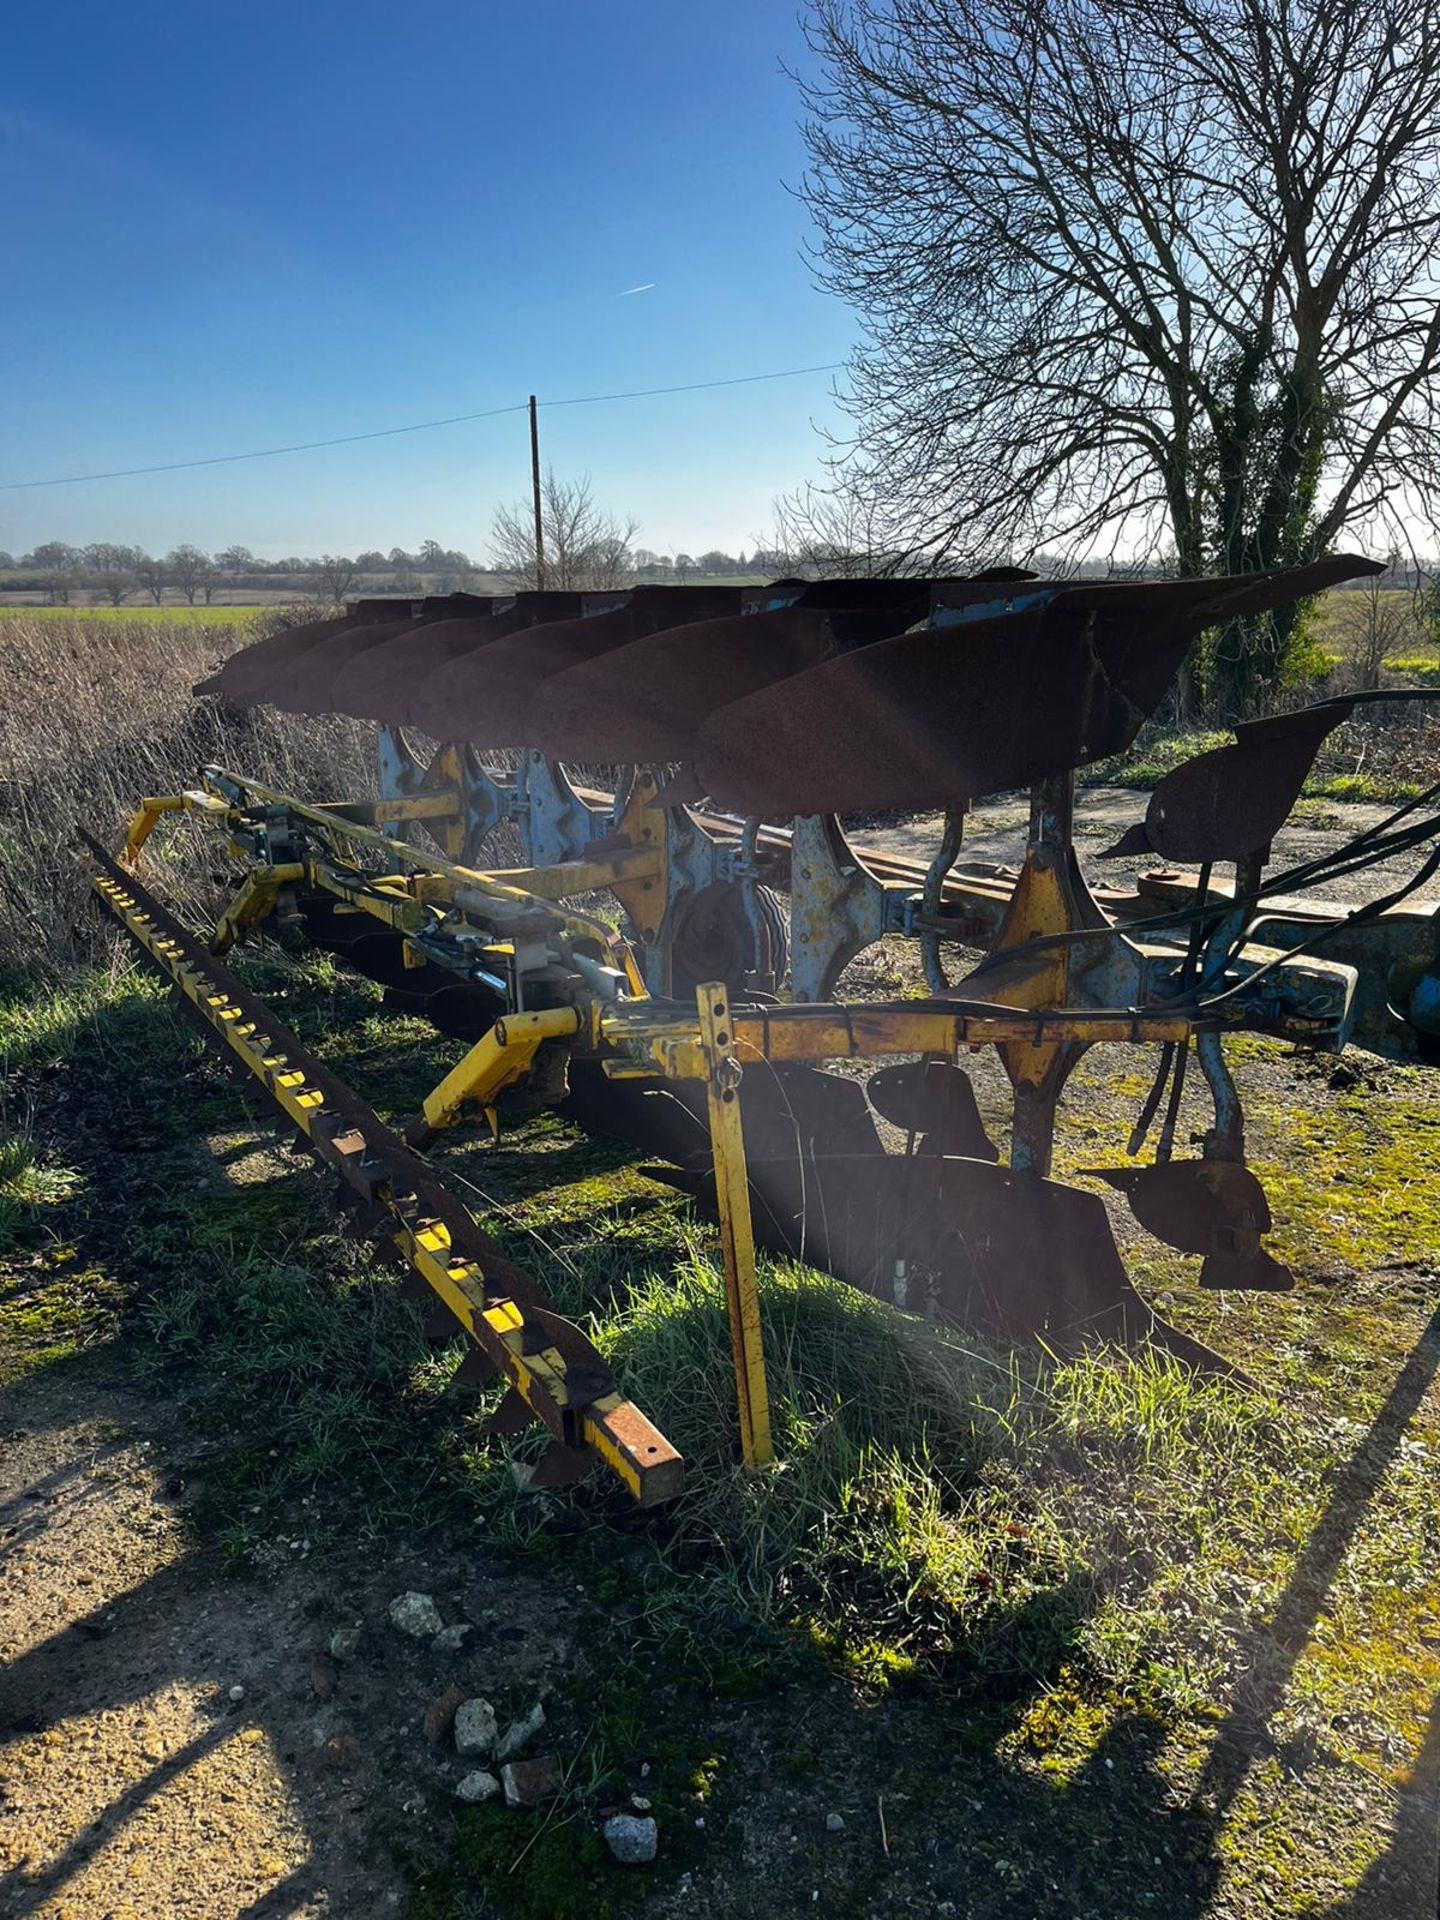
[{"x1": 619, "y1": 282, "x2": 655, "y2": 296}]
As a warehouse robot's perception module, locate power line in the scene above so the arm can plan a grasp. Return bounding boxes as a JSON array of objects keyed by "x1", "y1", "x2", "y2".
[
  {"x1": 541, "y1": 361, "x2": 844, "y2": 409},
  {"x1": 0, "y1": 361, "x2": 846, "y2": 493},
  {"x1": 0, "y1": 402, "x2": 528, "y2": 492}
]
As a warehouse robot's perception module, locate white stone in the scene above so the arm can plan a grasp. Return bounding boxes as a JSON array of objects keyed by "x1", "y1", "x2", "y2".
[
  {"x1": 329, "y1": 1623, "x2": 363, "y2": 1662},
  {"x1": 453, "y1": 1697, "x2": 499, "y2": 1758},
  {"x1": 388, "y1": 1592, "x2": 444, "y2": 1639},
  {"x1": 603, "y1": 1813, "x2": 658, "y2": 1865},
  {"x1": 495, "y1": 1701, "x2": 546, "y2": 1762},
  {"x1": 431, "y1": 1623, "x2": 473, "y2": 1655},
  {"x1": 455, "y1": 1769, "x2": 501, "y2": 1804},
  {"x1": 825, "y1": 1812, "x2": 845, "y2": 1833}
]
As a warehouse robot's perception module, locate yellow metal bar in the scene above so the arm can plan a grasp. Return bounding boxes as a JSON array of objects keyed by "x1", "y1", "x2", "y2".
[
  {"x1": 484, "y1": 845, "x2": 665, "y2": 899},
  {"x1": 122, "y1": 789, "x2": 229, "y2": 864},
  {"x1": 420, "y1": 1007, "x2": 582, "y2": 1134},
  {"x1": 370, "y1": 793, "x2": 461, "y2": 825},
  {"x1": 602, "y1": 1001, "x2": 1200, "y2": 1080},
  {"x1": 211, "y1": 862, "x2": 305, "y2": 956},
  {"x1": 728, "y1": 1005, "x2": 1197, "y2": 1057},
  {"x1": 208, "y1": 765, "x2": 638, "y2": 966},
  {"x1": 90, "y1": 864, "x2": 682, "y2": 1505},
  {"x1": 696, "y1": 981, "x2": 773, "y2": 1469}
]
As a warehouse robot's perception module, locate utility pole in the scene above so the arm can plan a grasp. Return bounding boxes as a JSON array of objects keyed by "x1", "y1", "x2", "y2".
[{"x1": 528, "y1": 395, "x2": 547, "y2": 589}]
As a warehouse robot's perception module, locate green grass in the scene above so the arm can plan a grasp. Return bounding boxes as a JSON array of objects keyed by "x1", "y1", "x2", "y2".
[
  {"x1": 2, "y1": 959, "x2": 1437, "y2": 1917},
  {"x1": 1097, "y1": 717, "x2": 1438, "y2": 804},
  {"x1": 1382, "y1": 652, "x2": 1440, "y2": 679},
  {"x1": 0, "y1": 602, "x2": 272, "y2": 625}
]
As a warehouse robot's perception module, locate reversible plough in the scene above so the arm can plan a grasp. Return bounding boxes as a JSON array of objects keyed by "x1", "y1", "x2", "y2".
[{"x1": 90, "y1": 560, "x2": 1440, "y2": 1503}]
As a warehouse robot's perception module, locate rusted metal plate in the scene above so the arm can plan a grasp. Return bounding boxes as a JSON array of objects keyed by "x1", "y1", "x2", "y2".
[
  {"x1": 205, "y1": 592, "x2": 563, "y2": 714},
  {"x1": 865, "y1": 1059, "x2": 997, "y2": 1159},
  {"x1": 1100, "y1": 702, "x2": 1351, "y2": 863},
  {"x1": 528, "y1": 604, "x2": 907, "y2": 763},
  {"x1": 264, "y1": 596, "x2": 515, "y2": 714},
  {"x1": 228, "y1": 596, "x2": 438, "y2": 699},
  {"x1": 265, "y1": 616, "x2": 427, "y2": 714},
  {"x1": 691, "y1": 558, "x2": 1381, "y2": 816},
  {"x1": 743, "y1": 577, "x2": 935, "y2": 614},
  {"x1": 328, "y1": 611, "x2": 501, "y2": 722},
  {"x1": 1102, "y1": 687, "x2": 1439, "y2": 865},
  {"x1": 566, "y1": 1044, "x2": 1217, "y2": 1357},
  {"x1": 329, "y1": 594, "x2": 590, "y2": 725},
  {"x1": 208, "y1": 610, "x2": 366, "y2": 702},
  {"x1": 745, "y1": 570, "x2": 1035, "y2": 614},
  {"x1": 1089, "y1": 1160, "x2": 1294, "y2": 1291},
  {"x1": 412, "y1": 586, "x2": 744, "y2": 748},
  {"x1": 390, "y1": 593, "x2": 588, "y2": 736},
  {"x1": 529, "y1": 578, "x2": 1057, "y2": 763}
]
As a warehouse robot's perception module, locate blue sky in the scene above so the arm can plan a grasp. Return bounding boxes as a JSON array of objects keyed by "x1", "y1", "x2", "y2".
[{"x1": 0, "y1": 1, "x2": 853, "y2": 560}]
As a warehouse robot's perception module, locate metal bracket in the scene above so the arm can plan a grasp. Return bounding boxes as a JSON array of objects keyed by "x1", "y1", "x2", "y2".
[{"x1": 788, "y1": 814, "x2": 891, "y2": 1003}]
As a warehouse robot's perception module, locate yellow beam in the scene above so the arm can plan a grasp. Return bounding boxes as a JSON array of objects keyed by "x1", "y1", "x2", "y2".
[
  {"x1": 484, "y1": 844, "x2": 664, "y2": 900},
  {"x1": 122, "y1": 789, "x2": 229, "y2": 864},
  {"x1": 204, "y1": 767, "x2": 614, "y2": 942},
  {"x1": 602, "y1": 1001, "x2": 1201, "y2": 1080},
  {"x1": 370, "y1": 792, "x2": 462, "y2": 825},
  {"x1": 696, "y1": 981, "x2": 773, "y2": 1469}
]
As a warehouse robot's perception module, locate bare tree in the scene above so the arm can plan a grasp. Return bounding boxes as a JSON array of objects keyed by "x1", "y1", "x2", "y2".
[
  {"x1": 766, "y1": 481, "x2": 911, "y2": 578},
  {"x1": 83, "y1": 542, "x2": 139, "y2": 576},
  {"x1": 313, "y1": 555, "x2": 359, "y2": 603},
  {"x1": 99, "y1": 572, "x2": 138, "y2": 607},
  {"x1": 1330, "y1": 556, "x2": 1420, "y2": 689},
  {"x1": 489, "y1": 471, "x2": 638, "y2": 591},
  {"x1": 23, "y1": 542, "x2": 80, "y2": 572},
  {"x1": 798, "y1": 0, "x2": 1440, "y2": 711},
  {"x1": 166, "y1": 544, "x2": 216, "y2": 606},
  {"x1": 215, "y1": 544, "x2": 256, "y2": 578},
  {"x1": 135, "y1": 554, "x2": 169, "y2": 605},
  {"x1": 79, "y1": 543, "x2": 141, "y2": 607}
]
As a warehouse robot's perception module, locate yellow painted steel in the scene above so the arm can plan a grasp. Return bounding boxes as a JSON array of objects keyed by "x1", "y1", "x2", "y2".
[
  {"x1": 89, "y1": 865, "x2": 683, "y2": 1506},
  {"x1": 369, "y1": 792, "x2": 463, "y2": 825},
  {"x1": 202, "y1": 767, "x2": 624, "y2": 953},
  {"x1": 212, "y1": 863, "x2": 306, "y2": 956},
  {"x1": 600, "y1": 1001, "x2": 1200, "y2": 1082},
  {"x1": 696, "y1": 980, "x2": 774, "y2": 1469},
  {"x1": 607, "y1": 770, "x2": 672, "y2": 948},
  {"x1": 420, "y1": 1007, "x2": 582, "y2": 1134},
  {"x1": 123, "y1": 789, "x2": 229, "y2": 863},
  {"x1": 484, "y1": 843, "x2": 665, "y2": 902}
]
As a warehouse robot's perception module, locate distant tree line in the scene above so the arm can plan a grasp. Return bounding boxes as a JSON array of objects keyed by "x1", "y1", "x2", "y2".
[
  {"x1": 0, "y1": 539, "x2": 482, "y2": 606},
  {"x1": 0, "y1": 525, "x2": 782, "y2": 605}
]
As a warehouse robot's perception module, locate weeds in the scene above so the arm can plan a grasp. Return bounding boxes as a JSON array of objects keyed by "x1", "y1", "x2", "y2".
[
  {"x1": 0, "y1": 1107, "x2": 79, "y2": 1251},
  {"x1": 0, "y1": 608, "x2": 373, "y2": 970},
  {"x1": 1093, "y1": 701, "x2": 1440, "y2": 804}
]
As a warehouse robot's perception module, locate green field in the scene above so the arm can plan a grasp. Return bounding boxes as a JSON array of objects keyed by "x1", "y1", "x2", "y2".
[{"x1": 0, "y1": 602, "x2": 273, "y2": 626}]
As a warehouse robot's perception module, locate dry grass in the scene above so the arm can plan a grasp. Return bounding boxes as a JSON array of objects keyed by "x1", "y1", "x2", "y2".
[{"x1": 0, "y1": 609, "x2": 376, "y2": 971}]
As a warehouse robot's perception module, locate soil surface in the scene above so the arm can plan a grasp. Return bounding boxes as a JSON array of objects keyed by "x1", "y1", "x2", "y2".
[
  {"x1": 859, "y1": 786, "x2": 1425, "y2": 910},
  {"x1": 0, "y1": 1361, "x2": 590, "y2": 1918}
]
